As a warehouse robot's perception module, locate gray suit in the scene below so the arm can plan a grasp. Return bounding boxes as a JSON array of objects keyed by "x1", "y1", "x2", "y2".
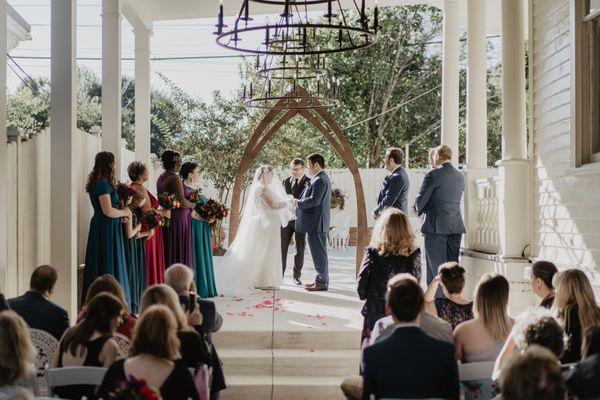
[
  {"x1": 296, "y1": 170, "x2": 331, "y2": 288},
  {"x1": 415, "y1": 162, "x2": 465, "y2": 287}
]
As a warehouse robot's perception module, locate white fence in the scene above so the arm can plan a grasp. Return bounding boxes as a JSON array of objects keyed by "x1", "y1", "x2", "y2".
[{"x1": 5, "y1": 128, "x2": 134, "y2": 296}]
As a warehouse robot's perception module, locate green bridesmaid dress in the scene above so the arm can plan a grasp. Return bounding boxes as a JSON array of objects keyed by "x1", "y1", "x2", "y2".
[{"x1": 189, "y1": 190, "x2": 218, "y2": 298}]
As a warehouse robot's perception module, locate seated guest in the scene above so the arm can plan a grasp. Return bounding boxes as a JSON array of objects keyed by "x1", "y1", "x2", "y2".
[
  {"x1": 97, "y1": 305, "x2": 200, "y2": 400},
  {"x1": 564, "y1": 326, "x2": 600, "y2": 399},
  {"x1": 165, "y1": 264, "x2": 226, "y2": 399},
  {"x1": 0, "y1": 311, "x2": 36, "y2": 400},
  {"x1": 82, "y1": 275, "x2": 136, "y2": 338},
  {"x1": 140, "y1": 285, "x2": 211, "y2": 369},
  {"x1": 454, "y1": 274, "x2": 513, "y2": 400},
  {"x1": 0, "y1": 293, "x2": 9, "y2": 311},
  {"x1": 493, "y1": 309, "x2": 565, "y2": 380},
  {"x1": 362, "y1": 275, "x2": 459, "y2": 400},
  {"x1": 554, "y1": 269, "x2": 600, "y2": 363},
  {"x1": 8, "y1": 265, "x2": 70, "y2": 340},
  {"x1": 424, "y1": 262, "x2": 473, "y2": 330},
  {"x1": 357, "y1": 208, "x2": 421, "y2": 346},
  {"x1": 530, "y1": 260, "x2": 558, "y2": 308},
  {"x1": 51, "y1": 293, "x2": 124, "y2": 400},
  {"x1": 498, "y1": 345, "x2": 565, "y2": 400},
  {"x1": 341, "y1": 274, "x2": 452, "y2": 400}
]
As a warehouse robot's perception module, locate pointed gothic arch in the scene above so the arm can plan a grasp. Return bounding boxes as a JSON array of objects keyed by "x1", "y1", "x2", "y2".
[{"x1": 229, "y1": 87, "x2": 368, "y2": 273}]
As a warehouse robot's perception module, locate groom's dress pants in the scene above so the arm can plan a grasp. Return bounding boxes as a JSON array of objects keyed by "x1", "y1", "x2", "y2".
[
  {"x1": 281, "y1": 221, "x2": 305, "y2": 278},
  {"x1": 307, "y1": 232, "x2": 329, "y2": 288}
]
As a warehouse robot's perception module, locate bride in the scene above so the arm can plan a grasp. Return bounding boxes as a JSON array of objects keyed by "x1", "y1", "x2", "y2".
[{"x1": 215, "y1": 165, "x2": 295, "y2": 295}]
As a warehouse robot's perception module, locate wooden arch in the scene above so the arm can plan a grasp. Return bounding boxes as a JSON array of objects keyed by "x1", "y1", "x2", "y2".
[{"x1": 229, "y1": 87, "x2": 368, "y2": 272}]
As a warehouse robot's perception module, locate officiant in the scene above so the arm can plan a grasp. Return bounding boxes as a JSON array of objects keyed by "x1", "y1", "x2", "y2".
[{"x1": 281, "y1": 158, "x2": 310, "y2": 285}]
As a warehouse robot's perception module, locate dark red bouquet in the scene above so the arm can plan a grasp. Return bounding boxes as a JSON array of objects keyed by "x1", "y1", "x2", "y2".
[
  {"x1": 117, "y1": 182, "x2": 137, "y2": 206},
  {"x1": 107, "y1": 375, "x2": 160, "y2": 400},
  {"x1": 140, "y1": 209, "x2": 165, "y2": 230},
  {"x1": 157, "y1": 192, "x2": 180, "y2": 210},
  {"x1": 195, "y1": 198, "x2": 229, "y2": 225}
]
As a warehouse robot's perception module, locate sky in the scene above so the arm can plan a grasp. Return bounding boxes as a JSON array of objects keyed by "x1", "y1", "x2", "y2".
[{"x1": 7, "y1": 0, "x2": 246, "y2": 100}]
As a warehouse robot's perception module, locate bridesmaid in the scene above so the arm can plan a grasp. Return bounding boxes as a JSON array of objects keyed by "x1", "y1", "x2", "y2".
[
  {"x1": 122, "y1": 189, "x2": 153, "y2": 314},
  {"x1": 82, "y1": 151, "x2": 132, "y2": 306},
  {"x1": 128, "y1": 161, "x2": 170, "y2": 285},
  {"x1": 157, "y1": 150, "x2": 195, "y2": 267},
  {"x1": 180, "y1": 162, "x2": 218, "y2": 298}
]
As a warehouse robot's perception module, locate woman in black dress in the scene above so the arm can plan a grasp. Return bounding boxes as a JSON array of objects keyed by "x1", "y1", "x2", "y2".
[
  {"x1": 97, "y1": 304, "x2": 200, "y2": 400},
  {"x1": 52, "y1": 293, "x2": 124, "y2": 400},
  {"x1": 424, "y1": 262, "x2": 473, "y2": 330},
  {"x1": 554, "y1": 269, "x2": 600, "y2": 363},
  {"x1": 357, "y1": 208, "x2": 421, "y2": 346},
  {"x1": 140, "y1": 284, "x2": 211, "y2": 368}
]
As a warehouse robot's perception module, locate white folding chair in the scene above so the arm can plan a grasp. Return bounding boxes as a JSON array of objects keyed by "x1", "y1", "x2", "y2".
[
  {"x1": 45, "y1": 366, "x2": 108, "y2": 397},
  {"x1": 112, "y1": 332, "x2": 132, "y2": 358},
  {"x1": 29, "y1": 329, "x2": 59, "y2": 396}
]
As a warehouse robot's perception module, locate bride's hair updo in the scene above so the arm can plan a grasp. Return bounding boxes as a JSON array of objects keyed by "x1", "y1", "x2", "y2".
[{"x1": 255, "y1": 165, "x2": 274, "y2": 184}]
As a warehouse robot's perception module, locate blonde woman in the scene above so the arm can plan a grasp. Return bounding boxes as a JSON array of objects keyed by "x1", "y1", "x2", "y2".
[
  {"x1": 97, "y1": 305, "x2": 200, "y2": 400},
  {"x1": 553, "y1": 269, "x2": 600, "y2": 363},
  {"x1": 357, "y1": 208, "x2": 421, "y2": 346},
  {"x1": 0, "y1": 311, "x2": 36, "y2": 400},
  {"x1": 454, "y1": 274, "x2": 513, "y2": 362},
  {"x1": 140, "y1": 285, "x2": 211, "y2": 368},
  {"x1": 454, "y1": 274, "x2": 513, "y2": 399}
]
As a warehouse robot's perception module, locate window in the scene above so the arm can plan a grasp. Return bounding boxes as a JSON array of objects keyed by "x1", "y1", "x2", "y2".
[{"x1": 572, "y1": 1, "x2": 600, "y2": 165}]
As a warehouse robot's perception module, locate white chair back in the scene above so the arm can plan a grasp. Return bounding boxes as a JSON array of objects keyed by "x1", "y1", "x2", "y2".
[
  {"x1": 29, "y1": 328, "x2": 59, "y2": 396},
  {"x1": 459, "y1": 361, "x2": 495, "y2": 381},
  {"x1": 45, "y1": 366, "x2": 107, "y2": 396},
  {"x1": 112, "y1": 332, "x2": 132, "y2": 358}
]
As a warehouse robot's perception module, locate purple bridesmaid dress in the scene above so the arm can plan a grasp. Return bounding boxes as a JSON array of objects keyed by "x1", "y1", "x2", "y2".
[{"x1": 157, "y1": 171, "x2": 193, "y2": 268}]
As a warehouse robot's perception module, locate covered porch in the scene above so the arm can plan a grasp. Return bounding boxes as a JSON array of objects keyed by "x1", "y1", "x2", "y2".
[{"x1": 0, "y1": 0, "x2": 533, "y2": 317}]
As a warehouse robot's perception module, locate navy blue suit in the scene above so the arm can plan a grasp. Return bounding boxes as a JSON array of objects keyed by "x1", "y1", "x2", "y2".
[
  {"x1": 415, "y1": 162, "x2": 465, "y2": 287},
  {"x1": 296, "y1": 171, "x2": 331, "y2": 288},
  {"x1": 8, "y1": 291, "x2": 70, "y2": 340},
  {"x1": 374, "y1": 166, "x2": 410, "y2": 215},
  {"x1": 362, "y1": 326, "x2": 459, "y2": 400}
]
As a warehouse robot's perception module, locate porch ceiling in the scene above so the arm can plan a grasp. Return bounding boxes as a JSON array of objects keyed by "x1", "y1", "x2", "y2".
[{"x1": 122, "y1": 0, "x2": 521, "y2": 37}]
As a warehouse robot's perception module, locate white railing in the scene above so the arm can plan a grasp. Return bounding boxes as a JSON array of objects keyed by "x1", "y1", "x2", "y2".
[{"x1": 473, "y1": 176, "x2": 500, "y2": 254}]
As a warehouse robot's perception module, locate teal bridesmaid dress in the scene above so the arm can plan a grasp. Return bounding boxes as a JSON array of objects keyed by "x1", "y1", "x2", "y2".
[
  {"x1": 124, "y1": 213, "x2": 147, "y2": 314},
  {"x1": 189, "y1": 192, "x2": 218, "y2": 298},
  {"x1": 82, "y1": 180, "x2": 132, "y2": 308}
]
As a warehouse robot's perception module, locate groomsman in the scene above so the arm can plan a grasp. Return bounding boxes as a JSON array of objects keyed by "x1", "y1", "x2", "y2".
[
  {"x1": 281, "y1": 159, "x2": 310, "y2": 285},
  {"x1": 373, "y1": 147, "x2": 410, "y2": 217},
  {"x1": 415, "y1": 145, "x2": 465, "y2": 293}
]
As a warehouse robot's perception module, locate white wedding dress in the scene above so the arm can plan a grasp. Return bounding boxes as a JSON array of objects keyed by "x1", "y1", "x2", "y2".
[{"x1": 215, "y1": 166, "x2": 295, "y2": 295}]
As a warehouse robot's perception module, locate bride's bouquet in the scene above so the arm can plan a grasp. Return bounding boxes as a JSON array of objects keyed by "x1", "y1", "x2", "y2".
[{"x1": 195, "y1": 199, "x2": 229, "y2": 226}]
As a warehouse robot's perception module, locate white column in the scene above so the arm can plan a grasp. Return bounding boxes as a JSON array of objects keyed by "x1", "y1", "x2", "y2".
[
  {"x1": 466, "y1": 0, "x2": 487, "y2": 169},
  {"x1": 441, "y1": 0, "x2": 460, "y2": 165},
  {"x1": 51, "y1": 0, "x2": 77, "y2": 318},
  {"x1": 497, "y1": 0, "x2": 529, "y2": 259},
  {"x1": 0, "y1": 0, "x2": 8, "y2": 295},
  {"x1": 501, "y1": 0, "x2": 527, "y2": 160},
  {"x1": 102, "y1": 0, "x2": 122, "y2": 174},
  {"x1": 134, "y1": 27, "x2": 152, "y2": 170}
]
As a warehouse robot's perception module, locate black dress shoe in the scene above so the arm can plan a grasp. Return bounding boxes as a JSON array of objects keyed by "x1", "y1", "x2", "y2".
[{"x1": 293, "y1": 276, "x2": 302, "y2": 286}]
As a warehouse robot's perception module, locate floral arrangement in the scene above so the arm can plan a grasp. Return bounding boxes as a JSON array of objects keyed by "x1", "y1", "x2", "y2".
[
  {"x1": 195, "y1": 199, "x2": 229, "y2": 225},
  {"x1": 106, "y1": 375, "x2": 160, "y2": 400},
  {"x1": 186, "y1": 188, "x2": 202, "y2": 203},
  {"x1": 331, "y1": 188, "x2": 346, "y2": 210},
  {"x1": 140, "y1": 209, "x2": 165, "y2": 231},
  {"x1": 117, "y1": 182, "x2": 137, "y2": 207},
  {"x1": 157, "y1": 192, "x2": 180, "y2": 210}
]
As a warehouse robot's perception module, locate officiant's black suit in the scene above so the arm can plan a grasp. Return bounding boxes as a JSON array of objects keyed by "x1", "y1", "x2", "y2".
[{"x1": 281, "y1": 175, "x2": 310, "y2": 279}]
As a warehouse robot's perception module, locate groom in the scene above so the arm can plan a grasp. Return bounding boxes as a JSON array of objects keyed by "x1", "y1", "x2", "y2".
[{"x1": 294, "y1": 154, "x2": 331, "y2": 292}]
